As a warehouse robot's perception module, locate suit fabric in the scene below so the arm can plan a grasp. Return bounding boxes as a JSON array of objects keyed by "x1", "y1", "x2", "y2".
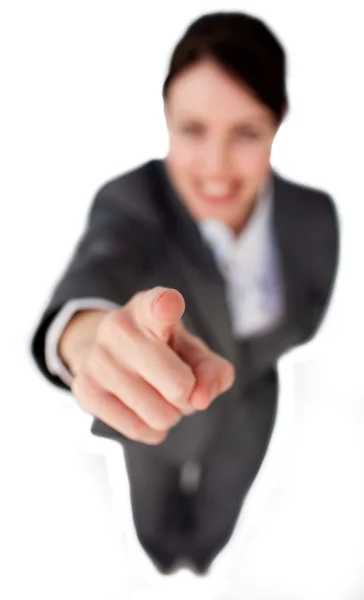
[{"x1": 30, "y1": 159, "x2": 339, "y2": 571}]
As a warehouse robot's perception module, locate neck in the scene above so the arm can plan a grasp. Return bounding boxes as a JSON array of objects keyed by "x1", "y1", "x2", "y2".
[{"x1": 230, "y1": 200, "x2": 258, "y2": 237}]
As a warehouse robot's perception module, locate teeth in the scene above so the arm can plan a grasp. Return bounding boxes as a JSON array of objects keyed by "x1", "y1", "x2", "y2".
[{"x1": 202, "y1": 183, "x2": 234, "y2": 196}]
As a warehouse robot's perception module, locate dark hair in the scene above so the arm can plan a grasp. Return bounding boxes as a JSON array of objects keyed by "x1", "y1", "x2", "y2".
[{"x1": 162, "y1": 11, "x2": 288, "y2": 124}]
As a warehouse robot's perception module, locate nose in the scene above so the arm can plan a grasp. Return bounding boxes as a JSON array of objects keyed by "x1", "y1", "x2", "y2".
[{"x1": 202, "y1": 141, "x2": 230, "y2": 178}]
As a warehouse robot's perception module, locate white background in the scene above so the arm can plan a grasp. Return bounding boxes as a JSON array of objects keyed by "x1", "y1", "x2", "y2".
[{"x1": 1, "y1": 1, "x2": 364, "y2": 598}]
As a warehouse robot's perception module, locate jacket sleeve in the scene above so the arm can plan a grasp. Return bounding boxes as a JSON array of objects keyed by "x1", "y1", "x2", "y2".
[{"x1": 30, "y1": 184, "x2": 155, "y2": 391}]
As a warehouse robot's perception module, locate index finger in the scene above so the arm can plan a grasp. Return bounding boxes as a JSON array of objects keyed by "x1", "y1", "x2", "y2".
[{"x1": 131, "y1": 287, "x2": 185, "y2": 344}]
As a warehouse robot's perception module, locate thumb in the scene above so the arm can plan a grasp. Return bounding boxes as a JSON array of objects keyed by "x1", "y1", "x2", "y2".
[{"x1": 133, "y1": 287, "x2": 186, "y2": 343}]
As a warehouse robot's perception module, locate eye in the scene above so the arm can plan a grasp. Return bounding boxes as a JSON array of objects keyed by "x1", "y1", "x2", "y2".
[
  {"x1": 180, "y1": 124, "x2": 204, "y2": 136},
  {"x1": 235, "y1": 129, "x2": 261, "y2": 140}
]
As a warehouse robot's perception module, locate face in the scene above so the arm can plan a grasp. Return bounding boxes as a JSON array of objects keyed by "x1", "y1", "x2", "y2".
[{"x1": 164, "y1": 58, "x2": 281, "y2": 235}]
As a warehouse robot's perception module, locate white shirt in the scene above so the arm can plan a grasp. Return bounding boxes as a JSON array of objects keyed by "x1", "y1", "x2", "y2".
[
  {"x1": 199, "y1": 174, "x2": 283, "y2": 337},
  {"x1": 45, "y1": 174, "x2": 283, "y2": 387}
]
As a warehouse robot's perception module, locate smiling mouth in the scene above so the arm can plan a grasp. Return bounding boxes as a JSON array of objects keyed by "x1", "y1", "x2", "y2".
[{"x1": 193, "y1": 181, "x2": 242, "y2": 204}]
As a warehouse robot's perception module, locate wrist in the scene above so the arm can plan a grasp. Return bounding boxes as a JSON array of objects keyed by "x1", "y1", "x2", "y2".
[{"x1": 59, "y1": 309, "x2": 108, "y2": 376}]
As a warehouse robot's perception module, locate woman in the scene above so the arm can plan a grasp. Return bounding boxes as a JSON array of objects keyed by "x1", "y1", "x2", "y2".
[{"x1": 30, "y1": 11, "x2": 339, "y2": 576}]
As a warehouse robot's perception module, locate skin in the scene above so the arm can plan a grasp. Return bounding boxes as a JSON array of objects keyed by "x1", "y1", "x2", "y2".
[{"x1": 164, "y1": 57, "x2": 285, "y2": 236}]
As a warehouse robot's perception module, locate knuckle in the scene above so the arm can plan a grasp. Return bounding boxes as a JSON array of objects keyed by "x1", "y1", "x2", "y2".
[
  {"x1": 149, "y1": 415, "x2": 168, "y2": 432},
  {"x1": 167, "y1": 406, "x2": 183, "y2": 426},
  {"x1": 142, "y1": 431, "x2": 167, "y2": 445},
  {"x1": 170, "y1": 369, "x2": 195, "y2": 402},
  {"x1": 128, "y1": 419, "x2": 147, "y2": 441},
  {"x1": 194, "y1": 335, "x2": 209, "y2": 350},
  {"x1": 228, "y1": 362, "x2": 236, "y2": 383},
  {"x1": 170, "y1": 413, "x2": 183, "y2": 428},
  {"x1": 128, "y1": 290, "x2": 146, "y2": 313},
  {"x1": 102, "y1": 309, "x2": 126, "y2": 336},
  {"x1": 115, "y1": 311, "x2": 139, "y2": 343},
  {"x1": 223, "y1": 361, "x2": 236, "y2": 388},
  {"x1": 132, "y1": 290, "x2": 144, "y2": 303},
  {"x1": 101, "y1": 309, "x2": 137, "y2": 345},
  {"x1": 155, "y1": 408, "x2": 181, "y2": 431}
]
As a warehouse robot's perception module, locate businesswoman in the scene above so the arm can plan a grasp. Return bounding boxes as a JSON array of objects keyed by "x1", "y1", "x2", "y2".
[{"x1": 31, "y1": 11, "x2": 339, "y2": 576}]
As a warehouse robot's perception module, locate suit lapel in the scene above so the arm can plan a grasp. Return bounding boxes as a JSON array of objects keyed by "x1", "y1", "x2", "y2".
[
  {"x1": 149, "y1": 160, "x2": 237, "y2": 367},
  {"x1": 170, "y1": 233, "x2": 237, "y2": 365},
  {"x1": 149, "y1": 161, "x2": 306, "y2": 375}
]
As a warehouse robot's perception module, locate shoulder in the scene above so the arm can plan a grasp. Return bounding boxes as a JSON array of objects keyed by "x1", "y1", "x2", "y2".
[
  {"x1": 96, "y1": 158, "x2": 158, "y2": 195},
  {"x1": 277, "y1": 173, "x2": 340, "y2": 335},
  {"x1": 273, "y1": 170, "x2": 339, "y2": 229},
  {"x1": 273, "y1": 171, "x2": 340, "y2": 275},
  {"x1": 274, "y1": 168, "x2": 340, "y2": 305},
  {"x1": 88, "y1": 158, "x2": 163, "y2": 226}
]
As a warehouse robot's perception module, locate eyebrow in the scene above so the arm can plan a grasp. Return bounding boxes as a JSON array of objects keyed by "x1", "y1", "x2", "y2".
[{"x1": 177, "y1": 114, "x2": 267, "y2": 127}]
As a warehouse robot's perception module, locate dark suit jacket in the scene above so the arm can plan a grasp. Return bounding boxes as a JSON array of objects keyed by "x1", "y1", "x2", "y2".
[{"x1": 30, "y1": 159, "x2": 339, "y2": 464}]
